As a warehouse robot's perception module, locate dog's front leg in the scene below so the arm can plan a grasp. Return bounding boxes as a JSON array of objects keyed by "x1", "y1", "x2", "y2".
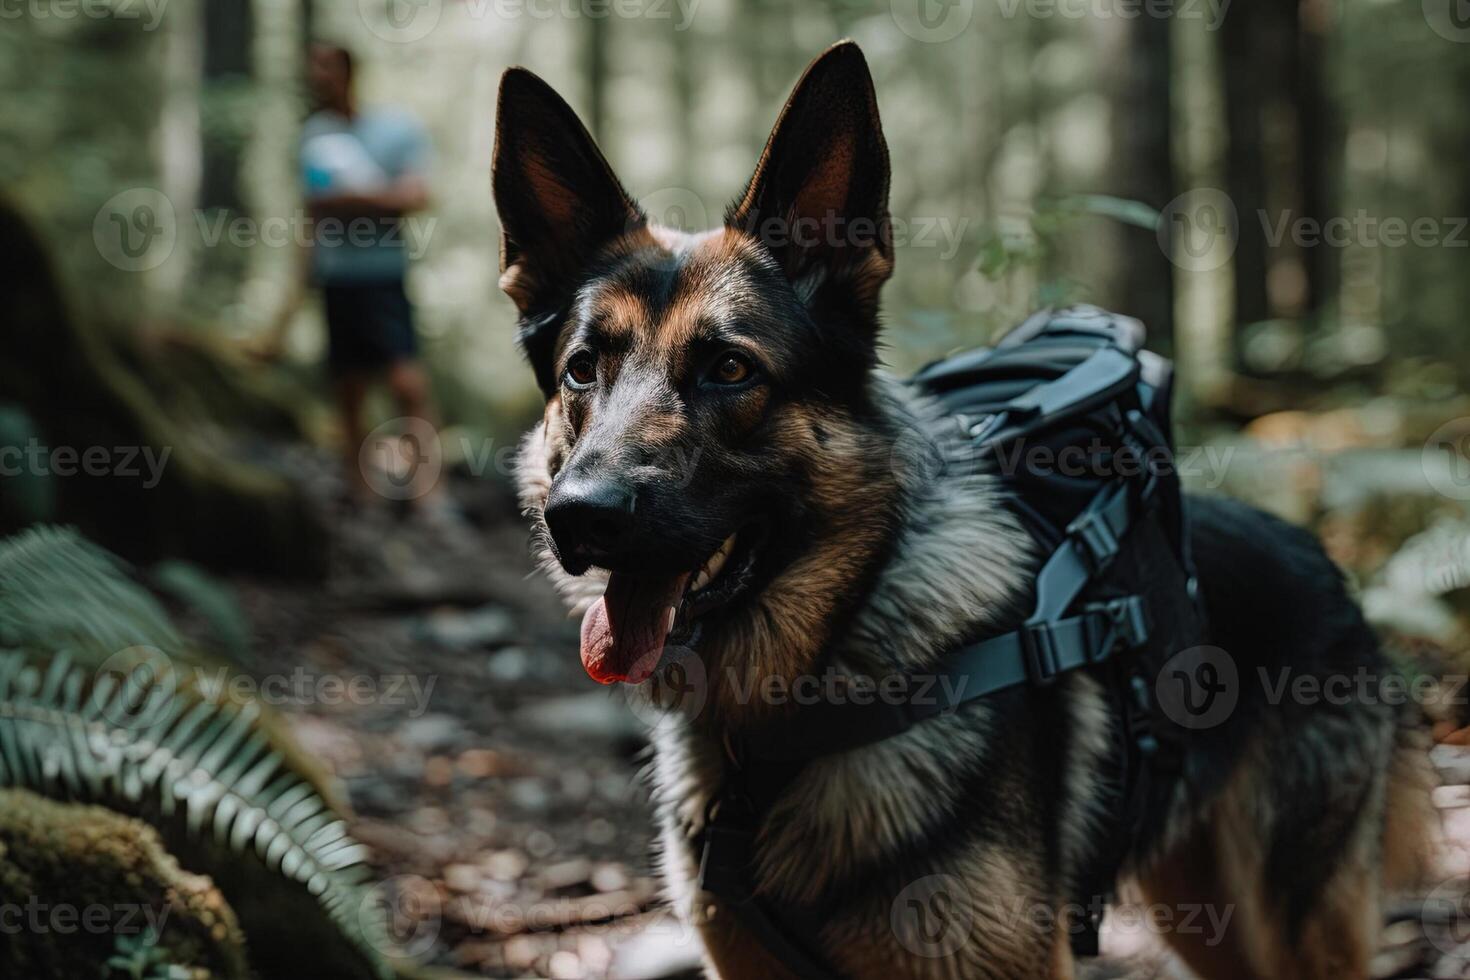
[
  {"x1": 679, "y1": 883, "x2": 1079, "y2": 979},
  {"x1": 694, "y1": 900, "x2": 811, "y2": 980}
]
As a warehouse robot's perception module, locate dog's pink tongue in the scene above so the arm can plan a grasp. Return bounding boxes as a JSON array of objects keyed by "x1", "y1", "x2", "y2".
[{"x1": 580, "y1": 571, "x2": 690, "y2": 685}]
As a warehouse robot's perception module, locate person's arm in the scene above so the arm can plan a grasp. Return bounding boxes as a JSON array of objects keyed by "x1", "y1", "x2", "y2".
[
  {"x1": 313, "y1": 115, "x2": 432, "y2": 218},
  {"x1": 308, "y1": 173, "x2": 429, "y2": 218}
]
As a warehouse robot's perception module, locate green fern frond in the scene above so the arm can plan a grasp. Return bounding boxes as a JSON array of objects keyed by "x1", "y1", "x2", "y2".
[
  {"x1": 0, "y1": 527, "x2": 397, "y2": 979},
  {"x1": 0, "y1": 649, "x2": 393, "y2": 979},
  {"x1": 0, "y1": 525, "x2": 183, "y2": 663}
]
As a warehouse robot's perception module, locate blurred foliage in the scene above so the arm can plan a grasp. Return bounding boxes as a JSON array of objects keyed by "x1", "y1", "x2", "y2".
[
  {"x1": 150, "y1": 560, "x2": 255, "y2": 666},
  {"x1": 0, "y1": 195, "x2": 329, "y2": 575},
  {"x1": 2, "y1": 0, "x2": 1463, "y2": 437},
  {"x1": 0, "y1": 406, "x2": 56, "y2": 527},
  {"x1": 0, "y1": 525, "x2": 183, "y2": 658}
]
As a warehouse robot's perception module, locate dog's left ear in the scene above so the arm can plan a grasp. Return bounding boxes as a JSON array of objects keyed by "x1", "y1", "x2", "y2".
[
  {"x1": 493, "y1": 67, "x2": 645, "y2": 393},
  {"x1": 726, "y1": 41, "x2": 893, "y2": 329}
]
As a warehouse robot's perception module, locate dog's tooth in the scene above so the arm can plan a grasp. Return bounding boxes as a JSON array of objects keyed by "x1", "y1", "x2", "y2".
[
  {"x1": 690, "y1": 533, "x2": 739, "y2": 596},
  {"x1": 710, "y1": 536, "x2": 735, "y2": 572},
  {"x1": 666, "y1": 606, "x2": 678, "y2": 634}
]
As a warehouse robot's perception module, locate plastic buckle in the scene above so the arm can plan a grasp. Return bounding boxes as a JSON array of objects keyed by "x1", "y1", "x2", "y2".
[
  {"x1": 1097, "y1": 596, "x2": 1150, "y2": 650},
  {"x1": 1067, "y1": 509, "x2": 1120, "y2": 574},
  {"x1": 1020, "y1": 621, "x2": 1062, "y2": 687}
]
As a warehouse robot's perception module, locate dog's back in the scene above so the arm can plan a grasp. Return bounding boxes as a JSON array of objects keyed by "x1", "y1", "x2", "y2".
[{"x1": 1131, "y1": 493, "x2": 1437, "y2": 977}]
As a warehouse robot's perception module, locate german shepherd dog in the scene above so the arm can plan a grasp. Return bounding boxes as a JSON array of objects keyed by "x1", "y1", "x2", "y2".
[{"x1": 493, "y1": 41, "x2": 1436, "y2": 980}]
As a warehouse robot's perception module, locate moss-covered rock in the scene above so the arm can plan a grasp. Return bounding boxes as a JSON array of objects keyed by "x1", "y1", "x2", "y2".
[{"x1": 0, "y1": 787, "x2": 249, "y2": 979}]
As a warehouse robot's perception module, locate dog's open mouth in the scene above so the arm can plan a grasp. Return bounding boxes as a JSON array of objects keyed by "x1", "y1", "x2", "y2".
[{"x1": 578, "y1": 526, "x2": 765, "y2": 685}]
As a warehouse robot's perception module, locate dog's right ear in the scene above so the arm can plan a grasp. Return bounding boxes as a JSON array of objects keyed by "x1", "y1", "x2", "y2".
[
  {"x1": 725, "y1": 42, "x2": 892, "y2": 337},
  {"x1": 493, "y1": 68, "x2": 644, "y2": 392}
]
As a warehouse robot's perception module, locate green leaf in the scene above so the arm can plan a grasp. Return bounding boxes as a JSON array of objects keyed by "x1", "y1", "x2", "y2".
[
  {"x1": 1049, "y1": 194, "x2": 1161, "y2": 230},
  {"x1": 977, "y1": 236, "x2": 1010, "y2": 279}
]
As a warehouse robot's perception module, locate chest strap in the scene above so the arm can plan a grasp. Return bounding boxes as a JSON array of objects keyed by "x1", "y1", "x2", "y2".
[
  {"x1": 739, "y1": 474, "x2": 1152, "y2": 764},
  {"x1": 697, "y1": 794, "x2": 837, "y2": 978}
]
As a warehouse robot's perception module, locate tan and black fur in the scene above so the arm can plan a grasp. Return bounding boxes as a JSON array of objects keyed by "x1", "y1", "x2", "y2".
[{"x1": 493, "y1": 41, "x2": 1436, "y2": 980}]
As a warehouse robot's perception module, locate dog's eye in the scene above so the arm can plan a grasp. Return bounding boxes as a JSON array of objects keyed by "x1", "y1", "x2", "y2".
[
  {"x1": 564, "y1": 353, "x2": 597, "y2": 389},
  {"x1": 709, "y1": 353, "x2": 754, "y2": 386}
]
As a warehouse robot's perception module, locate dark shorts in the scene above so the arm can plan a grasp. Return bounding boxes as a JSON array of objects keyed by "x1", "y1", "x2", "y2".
[{"x1": 322, "y1": 280, "x2": 418, "y2": 376}]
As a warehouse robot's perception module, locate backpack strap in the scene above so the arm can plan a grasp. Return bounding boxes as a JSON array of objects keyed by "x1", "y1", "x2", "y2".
[
  {"x1": 920, "y1": 336, "x2": 1141, "y2": 446},
  {"x1": 696, "y1": 788, "x2": 841, "y2": 979},
  {"x1": 738, "y1": 473, "x2": 1155, "y2": 762}
]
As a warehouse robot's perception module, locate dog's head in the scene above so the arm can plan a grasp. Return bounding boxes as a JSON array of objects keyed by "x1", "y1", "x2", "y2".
[{"x1": 494, "y1": 42, "x2": 901, "y2": 693}]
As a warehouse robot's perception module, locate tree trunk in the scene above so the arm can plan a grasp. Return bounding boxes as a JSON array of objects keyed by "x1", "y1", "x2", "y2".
[
  {"x1": 1294, "y1": 0, "x2": 1334, "y2": 317},
  {"x1": 1111, "y1": 13, "x2": 1176, "y2": 357},
  {"x1": 1219, "y1": 1, "x2": 1271, "y2": 356},
  {"x1": 200, "y1": 0, "x2": 254, "y2": 214},
  {"x1": 0, "y1": 200, "x2": 328, "y2": 577}
]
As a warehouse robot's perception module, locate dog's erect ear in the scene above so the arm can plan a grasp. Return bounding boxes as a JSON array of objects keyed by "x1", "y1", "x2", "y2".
[
  {"x1": 493, "y1": 68, "x2": 643, "y2": 309},
  {"x1": 493, "y1": 68, "x2": 644, "y2": 388},
  {"x1": 725, "y1": 41, "x2": 893, "y2": 324}
]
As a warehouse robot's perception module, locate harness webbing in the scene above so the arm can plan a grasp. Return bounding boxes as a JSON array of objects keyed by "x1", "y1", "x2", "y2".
[{"x1": 737, "y1": 477, "x2": 1153, "y2": 763}]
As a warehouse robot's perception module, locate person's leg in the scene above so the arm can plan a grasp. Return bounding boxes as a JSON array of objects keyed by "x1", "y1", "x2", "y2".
[
  {"x1": 335, "y1": 372, "x2": 372, "y2": 503},
  {"x1": 323, "y1": 284, "x2": 379, "y2": 504},
  {"x1": 386, "y1": 358, "x2": 432, "y2": 425},
  {"x1": 385, "y1": 358, "x2": 442, "y2": 505},
  {"x1": 380, "y1": 277, "x2": 432, "y2": 425},
  {"x1": 365, "y1": 281, "x2": 443, "y2": 508}
]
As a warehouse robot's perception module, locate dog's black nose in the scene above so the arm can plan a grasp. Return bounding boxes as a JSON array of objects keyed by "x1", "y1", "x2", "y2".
[{"x1": 544, "y1": 477, "x2": 637, "y2": 563}]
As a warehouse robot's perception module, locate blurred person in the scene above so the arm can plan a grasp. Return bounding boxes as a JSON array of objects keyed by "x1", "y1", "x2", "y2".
[{"x1": 270, "y1": 42, "x2": 438, "y2": 507}]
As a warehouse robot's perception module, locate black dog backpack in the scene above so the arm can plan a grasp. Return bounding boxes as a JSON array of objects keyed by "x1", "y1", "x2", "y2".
[{"x1": 698, "y1": 305, "x2": 1208, "y2": 973}]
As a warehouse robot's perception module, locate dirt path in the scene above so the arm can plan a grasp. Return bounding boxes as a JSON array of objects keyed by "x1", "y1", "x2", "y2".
[{"x1": 207, "y1": 452, "x2": 694, "y2": 978}]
